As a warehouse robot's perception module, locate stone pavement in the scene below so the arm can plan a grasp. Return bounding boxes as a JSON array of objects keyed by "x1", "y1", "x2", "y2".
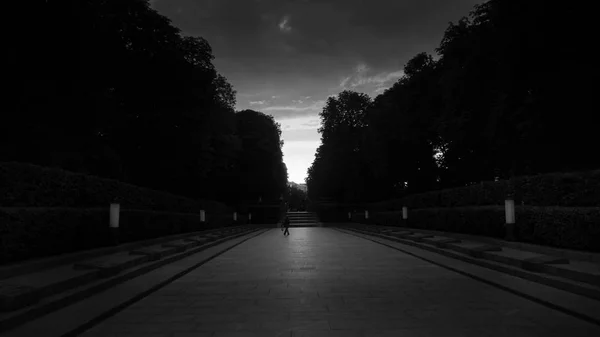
[{"x1": 41, "y1": 228, "x2": 600, "y2": 336}]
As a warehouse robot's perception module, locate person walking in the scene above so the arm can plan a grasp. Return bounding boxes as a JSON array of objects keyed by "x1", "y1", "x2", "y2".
[{"x1": 283, "y1": 215, "x2": 290, "y2": 236}]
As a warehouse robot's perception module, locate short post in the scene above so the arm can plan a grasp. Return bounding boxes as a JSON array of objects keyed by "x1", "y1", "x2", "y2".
[
  {"x1": 505, "y1": 199, "x2": 516, "y2": 241},
  {"x1": 348, "y1": 211, "x2": 351, "y2": 221},
  {"x1": 401, "y1": 206, "x2": 408, "y2": 227},
  {"x1": 109, "y1": 203, "x2": 120, "y2": 245},
  {"x1": 365, "y1": 210, "x2": 369, "y2": 222},
  {"x1": 248, "y1": 212, "x2": 252, "y2": 224},
  {"x1": 233, "y1": 211, "x2": 237, "y2": 223},
  {"x1": 200, "y1": 210, "x2": 206, "y2": 224}
]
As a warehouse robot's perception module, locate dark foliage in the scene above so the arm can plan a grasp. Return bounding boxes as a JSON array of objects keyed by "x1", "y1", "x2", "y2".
[
  {"x1": 2, "y1": 0, "x2": 287, "y2": 206},
  {"x1": 307, "y1": 0, "x2": 598, "y2": 203}
]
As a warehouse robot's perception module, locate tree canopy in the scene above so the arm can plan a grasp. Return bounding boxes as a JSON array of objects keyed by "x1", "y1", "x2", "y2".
[
  {"x1": 307, "y1": 0, "x2": 598, "y2": 203},
  {"x1": 2, "y1": 0, "x2": 287, "y2": 207}
]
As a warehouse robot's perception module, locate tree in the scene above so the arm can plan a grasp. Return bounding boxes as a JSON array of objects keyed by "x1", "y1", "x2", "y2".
[
  {"x1": 286, "y1": 183, "x2": 308, "y2": 211},
  {"x1": 307, "y1": 91, "x2": 372, "y2": 202},
  {"x1": 232, "y1": 110, "x2": 288, "y2": 203},
  {"x1": 1, "y1": 0, "x2": 283, "y2": 208},
  {"x1": 310, "y1": 0, "x2": 599, "y2": 204}
]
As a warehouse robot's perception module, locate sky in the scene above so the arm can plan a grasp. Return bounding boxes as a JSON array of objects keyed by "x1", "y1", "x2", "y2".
[{"x1": 150, "y1": 0, "x2": 483, "y2": 184}]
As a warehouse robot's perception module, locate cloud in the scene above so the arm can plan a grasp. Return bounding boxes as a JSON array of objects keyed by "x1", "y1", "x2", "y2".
[
  {"x1": 279, "y1": 115, "x2": 321, "y2": 147},
  {"x1": 353, "y1": 70, "x2": 404, "y2": 87},
  {"x1": 150, "y1": 0, "x2": 483, "y2": 184},
  {"x1": 249, "y1": 100, "x2": 266, "y2": 105},
  {"x1": 302, "y1": 119, "x2": 320, "y2": 128},
  {"x1": 338, "y1": 63, "x2": 404, "y2": 95},
  {"x1": 373, "y1": 87, "x2": 387, "y2": 95},
  {"x1": 355, "y1": 63, "x2": 369, "y2": 73},
  {"x1": 339, "y1": 76, "x2": 351, "y2": 88},
  {"x1": 279, "y1": 115, "x2": 320, "y2": 131},
  {"x1": 278, "y1": 16, "x2": 292, "y2": 32},
  {"x1": 341, "y1": 65, "x2": 404, "y2": 88},
  {"x1": 262, "y1": 99, "x2": 326, "y2": 119}
]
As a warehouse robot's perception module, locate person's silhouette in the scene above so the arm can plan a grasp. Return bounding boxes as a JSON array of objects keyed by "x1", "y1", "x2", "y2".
[{"x1": 283, "y1": 216, "x2": 290, "y2": 236}]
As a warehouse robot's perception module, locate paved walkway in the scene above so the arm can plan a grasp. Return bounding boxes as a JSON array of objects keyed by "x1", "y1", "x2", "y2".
[{"x1": 79, "y1": 228, "x2": 598, "y2": 337}]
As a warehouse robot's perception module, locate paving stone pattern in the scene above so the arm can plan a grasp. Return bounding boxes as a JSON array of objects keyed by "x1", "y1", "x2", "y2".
[{"x1": 80, "y1": 228, "x2": 599, "y2": 337}]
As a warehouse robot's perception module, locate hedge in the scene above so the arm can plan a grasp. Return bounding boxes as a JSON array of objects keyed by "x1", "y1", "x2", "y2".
[
  {"x1": 0, "y1": 207, "x2": 248, "y2": 265},
  {"x1": 351, "y1": 206, "x2": 600, "y2": 252},
  {"x1": 345, "y1": 169, "x2": 600, "y2": 253},
  {"x1": 309, "y1": 202, "x2": 358, "y2": 223},
  {"x1": 0, "y1": 162, "x2": 230, "y2": 213},
  {"x1": 0, "y1": 162, "x2": 243, "y2": 265},
  {"x1": 247, "y1": 204, "x2": 286, "y2": 224},
  {"x1": 368, "y1": 169, "x2": 600, "y2": 211}
]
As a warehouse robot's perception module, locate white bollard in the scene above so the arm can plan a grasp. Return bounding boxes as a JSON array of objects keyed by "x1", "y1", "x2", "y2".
[
  {"x1": 249, "y1": 213, "x2": 252, "y2": 220},
  {"x1": 200, "y1": 210, "x2": 206, "y2": 222},
  {"x1": 348, "y1": 212, "x2": 351, "y2": 220},
  {"x1": 233, "y1": 212, "x2": 237, "y2": 221},
  {"x1": 402, "y1": 206, "x2": 408, "y2": 220},
  {"x1": 505, "y1": 199, "x2": 515, "y2": 224},
  {"x1": 365, "y1": 210, "x2": 369, "y2": 219},
  {"x1": 505, "y1": 199, "x2": 516, "y2": 241},
  {"x1": 110, "y1": 203, "x2": 120, "y2": 228}
]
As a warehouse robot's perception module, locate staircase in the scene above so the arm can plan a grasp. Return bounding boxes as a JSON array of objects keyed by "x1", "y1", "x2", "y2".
[{"x1": 286, "y1": 211, "x2": 321, "y2": 227}]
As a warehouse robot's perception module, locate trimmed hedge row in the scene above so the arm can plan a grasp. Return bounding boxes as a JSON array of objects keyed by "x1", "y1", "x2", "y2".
[
  {"x1": 0, "y1": 162, "x2": 249, "y2": 265},
  {"x1": 0, "y1": 207, "x2": 247, "y2": 265},
  {"x1": 247, "y1": 205, "x2": 285, "y2": 224},
  {"x1": 352, "y1": 206, "x2": 600, "y2": 252},
  {"x1": 0, "y1": 162, "x2": 230, "y2": 213},
  {"x1": 368, "y1": 169, "x2": 600, "y2": 210},
  {"x1": 309, "y1": 203, "x2": 358, "y2": 223}
]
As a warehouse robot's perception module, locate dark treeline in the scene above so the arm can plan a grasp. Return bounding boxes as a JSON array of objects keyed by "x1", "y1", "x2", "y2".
[
  {"x1": 307, "y1": 0, "x2": 598, "y2": 203},
  {"x1": 286, "y1": 183, "x2": 308, "y2": 211},
  {"x1": 2, "y1": 0, "x2": 287, "y2": 205}
]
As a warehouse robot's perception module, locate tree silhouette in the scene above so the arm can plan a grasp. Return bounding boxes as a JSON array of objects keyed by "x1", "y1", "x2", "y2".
[
  {"x1": 307, "y1": 0, "x2": 598, "y2": 203},
  {"x1": 2, "y1": 0, "x2": 287, "y2": 206}
]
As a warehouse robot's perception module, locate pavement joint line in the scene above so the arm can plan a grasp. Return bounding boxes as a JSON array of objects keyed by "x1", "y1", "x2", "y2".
[
  {"x1": 345, "y1": 225, "x2": 599, "y2": 290},
  {"x1": 334, "y1": 227, "x2": 600, "y2": 328},
  {"x1": 0, "y1": 228, "x2": 263, "y2": 333},
  {"x1": 7, "y1": 229, "x2": 268, "y2": 337},
  {"x1": 0, "y1": 225, "x2": 251, "y2": 280},
  {"x1": 59, "y1": 228, "x2": 270, "y2": 337},
  {"x1": 39, "y1": 228, "x2": 269, "y2": 337}
]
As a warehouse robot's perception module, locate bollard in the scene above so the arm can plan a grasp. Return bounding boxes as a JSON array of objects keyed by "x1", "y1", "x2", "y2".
[
  {"x1": 109, "y1": 203, "x2": 120, "y2": 245},
  {"x1": 233, "y1": 212, "x2": 237, "y2": 222},
  {"x1": 348, "y1": 212, "x2": 351, "y2": 221},
  {"x1": 365, "y1": 210, "x2": 369, "y2": 221},
  {"x1": 248, "y1": 212, "x2": 252, "y2": 224},
  {"x1": 505, "y1": 199, "x2": 516, "y2": 241},
  {"x1": 402, "y1": 206, "x2": 408, "y2": 227},
  {"x1": 200, "y1": 210, "x2": 206, "y2": 223}
]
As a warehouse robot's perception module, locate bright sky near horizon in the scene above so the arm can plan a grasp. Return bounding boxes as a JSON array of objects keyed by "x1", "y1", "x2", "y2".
[{"x1": 150, "y1": 0, "x2": 482, "y2": 184}]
